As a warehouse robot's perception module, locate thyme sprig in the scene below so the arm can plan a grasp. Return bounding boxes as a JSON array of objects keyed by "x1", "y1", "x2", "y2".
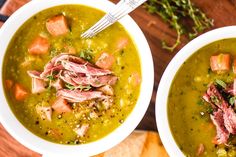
[{"x1": 144, "y1": 0, "x2": 214, "y2": 52}]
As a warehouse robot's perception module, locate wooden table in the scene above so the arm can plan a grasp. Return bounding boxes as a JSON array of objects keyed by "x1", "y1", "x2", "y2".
[{"x1": 1, "y1": 0, "x2": 236, "y2": 156}]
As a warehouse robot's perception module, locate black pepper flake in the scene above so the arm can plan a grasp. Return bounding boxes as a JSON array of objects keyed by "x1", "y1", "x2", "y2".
[
  {"x1": 35, "y1": 121, "x2": 39, "y2": 125},
  {"x1": 45, "y1": 132, "x2": 48, "y2": 135},
  {"x1": 121, "y1": 66, "x2": 125, "y2": 70}
]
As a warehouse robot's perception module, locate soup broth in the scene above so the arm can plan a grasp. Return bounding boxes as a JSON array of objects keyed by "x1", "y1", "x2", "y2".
[{"x1": 3, "y1": 5, "x2": 141, "y2": 145}]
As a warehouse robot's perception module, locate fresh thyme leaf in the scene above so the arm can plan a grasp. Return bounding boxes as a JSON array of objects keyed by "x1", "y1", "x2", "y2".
[
  {"x1": 65, "y1": 84, "x2": 75, "y2": 90},
  {"x1": 215, "y1": 79, "x2": 227, "y2": 89},
  {"x1": 197, "y1": 99, "x2": 204, "y2": 106},
  {"x1": 144, "y1": 0, "x2": 214, "y2": 52},
  {"x1": 65, "y1": 83, "x2": 91, "y2": 91},
  {"x1": 46, "y1": 75, "x2": 55, "y2": 81},
  {"x1": 229, "y1": 97, "x2": 236, "y2": 106},
  {"x1": 206, "y1": 106, "x2": 213, "y2": 114},
  {"x1": 79, "y1": 49, "x2": 93, "y2": 61}
]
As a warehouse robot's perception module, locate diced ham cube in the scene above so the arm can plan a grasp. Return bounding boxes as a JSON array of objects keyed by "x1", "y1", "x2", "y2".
[
  {"x1": 32, "y1": 78, "x2": 46, "y2": 94},
  {"x1": 52, "y1": 97, "x2": 72, "y2": 113},
  {"x1": 28, "y1": 36, "x2": 50, "y2": 55},
  {"x1": 210, "y1": 54, "x2": 230, "y2": 73},
  {"x1": 46, "y1": 15, "x2": 69, "y2": 36},
  {"x1": 74, "y1": 124, "x2": 89, "y2": 137},
  {"x1": 95, "y1": 52, "x2": 115, "y2": 69},
  {"x1": 14, "y1": 83, "x2": 28, "y2": 101},
  {"x1": 5, "y1": 79, "x2": 13, "y2": 89},
  {"x1": 36, "y1": 106, "x2": 52, "y2": 121},
  {"x1": 97, "y1": 85, "x2": 114, "y2": 96}
]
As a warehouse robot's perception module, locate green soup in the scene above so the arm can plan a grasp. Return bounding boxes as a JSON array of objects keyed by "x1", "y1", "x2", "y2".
[
  {"x1": 168, "y1": 38, "x2": 236, "y2": 157},
  {"x1": 3, "y1": 5, "x2": 141, "y2": 145}
]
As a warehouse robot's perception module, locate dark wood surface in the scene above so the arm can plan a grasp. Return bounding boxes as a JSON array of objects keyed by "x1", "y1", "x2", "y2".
[{"x1": 1, "y1": 0, "x2": 236, "y2": 156}]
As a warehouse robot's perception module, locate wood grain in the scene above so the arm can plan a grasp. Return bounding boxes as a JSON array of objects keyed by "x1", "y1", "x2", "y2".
[{"x1": 1, "y1": 0, "x2": 236, "y2": 156}]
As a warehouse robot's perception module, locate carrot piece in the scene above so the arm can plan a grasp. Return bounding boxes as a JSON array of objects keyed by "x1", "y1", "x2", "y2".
[
  {"x1": 14, "y1": 83, "x2": 28, "y2": 101},
  {"x1": 52, "y1": 97, "x2": 71, "y2": 113},
  {"x1": 46, "y1": 15, "x2": 69, "y2": 36},
  {"x1": 95, "y1": 52, "x2": 115, "y2": 69},
  {"x1": 28, "y1": 36, "x2": 50, "y2": 55},
  {"x1": 210, "y1": 54, "x2": 230, "y2": 73},
  {"x1": 5, "y1": 79, "x2": 13, "y2": 89}
]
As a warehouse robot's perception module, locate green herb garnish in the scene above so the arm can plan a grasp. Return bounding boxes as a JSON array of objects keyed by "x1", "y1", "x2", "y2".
[
  {"x1": 79, "y1": 49, "x2": 93, "y2": 61},
  {"x1": 65, "y1": 83, "x2": 92, "y2": 91},
  {"x1": 197, "y1": 99, "x2": 204, "y2": 106},
  {"x1": 215, "y1": 79, "x2": 227, "y2": 89},
  {"x1": 46, "y1": 75, "x2": 55, "y2": 81},
  {"x1": 144, "y1": 0, "x2": 214, "y2": 52},
  {"x1": 229, "y1": 97, "x2": 236, "y2": 106}
]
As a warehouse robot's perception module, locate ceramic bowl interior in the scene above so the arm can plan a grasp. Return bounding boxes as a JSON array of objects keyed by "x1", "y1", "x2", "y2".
[
  {"x1": 0, "y1": 0, "x2": 154, "y2": 156},
  {"x1": 155, "y1": 26, "x2": 236, "y2": 157}
]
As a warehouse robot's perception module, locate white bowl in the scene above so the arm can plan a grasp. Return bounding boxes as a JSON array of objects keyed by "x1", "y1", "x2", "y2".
[
  {"x1": 0, "y1": 0, "x2": 154, "y2": 156},
  {"x1": 156, "y1": 26, "x2": 236, "y2": 157}
]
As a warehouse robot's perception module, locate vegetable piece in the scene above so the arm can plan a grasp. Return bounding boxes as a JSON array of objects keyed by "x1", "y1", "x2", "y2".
[
  {"x1": 28, "y1": 36, "x2": 50, "y2": 55},
  {"x1": 233, "y1": 78, "x2": 236, "y2": 96},
  {"x1": 46, "y1": 15, "x2": 69, "y2": 36},
  {"x1": 52, "y1": 97, "x2": 72, "y2": 113},
  {"x1": 5, "y1": 79, "x2": 13, "y2": 89},
  {"x1": 97, "y1": 85, "x2": 114, "y2": 96},
  {"x1": 74, "y1": 124, "x2": 89, "y2": 137},
  {"x1": 196, "y1": 143, "x2": 205, "y2": 156},
  {"x1": 233, "y1": 59, "x2": 236, "y2": 74},
  {"x1": 210, "y1": 54, "x2": 230, "y2": 73},
  {"x1": 36, "y1": 106, "x2": 52, "y2": 121},
  {"x1": 14, "y1": 83, "x2": 28, "y2": 101},
  {"x1": 116, "y1": 38, "x2": 128, "y2": 51},
  {"x1": 95, "y1": 52, "x2": 115, "y2": 69},
  {"x1": 128, "y1": 72, "x2": 141, "y2": 86}
]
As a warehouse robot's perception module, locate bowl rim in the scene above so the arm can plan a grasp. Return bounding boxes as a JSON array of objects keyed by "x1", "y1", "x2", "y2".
[
  {"x1": 0, "y1": 0, "x2": 154, "y2": 156},
  {"x1": 156, "y1": 26, "x2": 236, "y2": 157}
]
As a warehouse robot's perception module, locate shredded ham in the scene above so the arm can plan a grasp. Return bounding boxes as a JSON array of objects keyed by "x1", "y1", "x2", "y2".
[
  {"x1": 57, "y1": 89, "x2": 108, "y2": 103},
  {"x1": 203, "y1": 84, "x2": 236, "y2": 144},
  {"x1": 27, "y1": 53, "x2": 117, "y2": 104}
]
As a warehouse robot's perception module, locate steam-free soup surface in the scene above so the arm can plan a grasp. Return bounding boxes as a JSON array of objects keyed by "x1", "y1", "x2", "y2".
[
  {"x1": 168, "y1": 39, "x2": 236, "y2": 156},
  {"x1": 3, "y1": 5, "x2": 141, "y2": 144}
]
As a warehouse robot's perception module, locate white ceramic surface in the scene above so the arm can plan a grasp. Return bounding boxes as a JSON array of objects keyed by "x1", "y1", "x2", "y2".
[
  {"x1": 156, "y1": 26, "x2": 236, "y2": 157},
  {"x1": 0, "y1": 0, "x2": 154, "y2": 156}
]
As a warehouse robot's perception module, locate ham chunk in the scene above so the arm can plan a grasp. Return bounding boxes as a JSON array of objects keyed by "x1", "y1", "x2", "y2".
[
  {"x1": 95, "y1": 52, "x2": 115, "y2": 70},
  {"x1": 28, "y1": 36, "x2": 50, "y2": 55},
  {"x1": 14, "y1": 83, "x2": 28, "y2": 101},
  {"x1": 46, "y1": 15, "x2": 69, "y2": 36},
  {"x1": 36, "y1": 106, "x2": 52, "y2": 121},
  {"x1": 32, "y1": 78, "x2": 46, "y2": 94},
  {"x1": 97, "y1": 85, "x2": 114, "y2": 96},
  {"x1": 74, "y1": 124, "x2": 89, "y2": 137},
  {"x1": 52, "y1": 97, "x2": 72, "y2": 113},
  {"x1": 210, "y1": 54, "x2": 230, "y2": 73}
]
